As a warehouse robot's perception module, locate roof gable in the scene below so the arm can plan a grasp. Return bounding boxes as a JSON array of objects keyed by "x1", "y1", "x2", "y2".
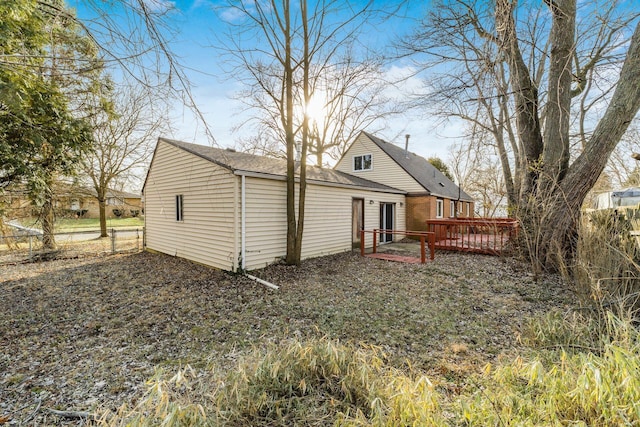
[
  {"x1": 151, "y1": 138, "x2": 405, "y2": 194},
  {"x1": 359, "y1": 132, "x2": 473, "y2": 201}
]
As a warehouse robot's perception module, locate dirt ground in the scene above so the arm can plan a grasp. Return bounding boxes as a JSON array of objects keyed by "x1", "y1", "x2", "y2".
[{"x1": 0, "y1": 247, "x2": 576, "y2": 425}]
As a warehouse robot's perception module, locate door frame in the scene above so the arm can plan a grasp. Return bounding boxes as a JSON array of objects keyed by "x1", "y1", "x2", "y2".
[
  {"x1": 352, "y1": 198, "x2": 365, "y2": 249},
  {"x1": 379, "y1": 202, "x2": 395, "y2": 243}
]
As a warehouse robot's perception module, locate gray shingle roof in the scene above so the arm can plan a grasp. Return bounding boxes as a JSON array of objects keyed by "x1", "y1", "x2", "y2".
[
  {"x1": 160, "y1": 138, "x2": 405, "y2": 194},
  {"x1": 361, "y1": 132, "x2": 474, "y2": 201}
]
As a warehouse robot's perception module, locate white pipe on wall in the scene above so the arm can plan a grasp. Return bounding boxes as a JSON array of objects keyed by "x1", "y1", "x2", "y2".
[{"x1": 241, "y1": 174, "x2": 246, "y2": 270}]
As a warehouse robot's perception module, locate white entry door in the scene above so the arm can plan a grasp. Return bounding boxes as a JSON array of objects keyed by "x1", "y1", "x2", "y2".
[{"x1": 379, "y1": 203, "x2": 394, "y2": 243}]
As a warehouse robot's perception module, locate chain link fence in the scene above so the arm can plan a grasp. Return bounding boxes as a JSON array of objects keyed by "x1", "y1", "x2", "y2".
[{"x1": 0, "y1": 227, "x2": 144, "y2": 264}]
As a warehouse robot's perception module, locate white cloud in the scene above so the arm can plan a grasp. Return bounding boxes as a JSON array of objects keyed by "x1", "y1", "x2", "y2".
[
  {"x1": 190, "y1": 0, "x2": 213, "y2": 10},
  {"x1": 219, "y1": 7, "x2": 246, "y2": 22},
  {"x1": 381, "y1": 64, "x2": 427, "y2": 100}
]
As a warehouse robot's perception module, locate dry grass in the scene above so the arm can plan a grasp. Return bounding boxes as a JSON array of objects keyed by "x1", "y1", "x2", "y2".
[
  {"x1": 96, "y1": 328, "x2": 640, "y2": 427},
  {"x1": 573, "y1": 211, "x2": 640, "y2": 315},
  {"x1": 0, "y1": 249, "x2": 575, "y2": 425}
]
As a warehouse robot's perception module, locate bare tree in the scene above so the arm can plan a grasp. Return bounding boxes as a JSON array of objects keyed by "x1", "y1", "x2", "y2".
[
  {"x1": 449, "y1": 137, "x2": 507, "y2": 217},
  {"x1": 76, "y1": 0, "x2": 214, "y2": 143},
  {"x1": 3, "y1": 0, "x2": 206, "y2": 250},
  {"x1": 82, "y1": 84, "x2": 168, "y2": 237},
  {"x1": 236, "y1": 52, "x2": 399, "y2": 166},
  {"x1": 220, "y1": 0, "x2": 385, "y2": 265},
  {"x1": 404, "y1": 0, "x2": 640, "y2": 270}
]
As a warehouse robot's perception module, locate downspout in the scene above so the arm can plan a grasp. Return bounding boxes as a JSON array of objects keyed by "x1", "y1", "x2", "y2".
[{"x1": 241, "y1": 174, "x2": 246, "y2": 270}]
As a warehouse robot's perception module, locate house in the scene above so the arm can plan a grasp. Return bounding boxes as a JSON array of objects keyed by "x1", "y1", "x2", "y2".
[
  {"x1": 68, "y1": 188, "x2": 142, "y2": 219},
  {"x1": 142, "y1": 138, "x2": 406, "y2": 271},
  {"x1": 334, "y1": 131, "x2": 474, "y2": 232},
  {"x1": 2, "y1": 185, "x2": 142, "y2": 220}
]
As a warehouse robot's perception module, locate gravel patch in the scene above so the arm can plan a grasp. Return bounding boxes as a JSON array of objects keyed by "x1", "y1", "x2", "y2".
[{"x1": 0, "y1": 248, "x2": 576, "y2": 425}]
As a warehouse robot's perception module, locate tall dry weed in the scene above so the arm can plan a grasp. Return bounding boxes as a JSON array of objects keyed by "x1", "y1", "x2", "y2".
[{"x1": 573, "y1": 210, "x2": 640, "y2": 317}]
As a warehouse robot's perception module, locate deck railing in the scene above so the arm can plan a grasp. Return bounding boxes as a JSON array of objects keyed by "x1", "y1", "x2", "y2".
[
  {"x1": 425, "y1": 218, "x2": 519, "y2": 255},
  {"x1": 360, "y1": 229, "x2": 435, "y2": 263}
]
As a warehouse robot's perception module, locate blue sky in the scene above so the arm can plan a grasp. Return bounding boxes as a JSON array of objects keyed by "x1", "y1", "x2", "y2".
[{"x1": 70, "y1": 0, "x2": 462, "y2": 163}]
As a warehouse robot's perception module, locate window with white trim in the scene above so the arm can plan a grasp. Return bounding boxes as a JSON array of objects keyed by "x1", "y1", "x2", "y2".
[
  {"x1": 466, "y1": 202, "x2": 470, "y2": 217},
  {"x1": 450, "y1": 200, "x2": 455, "y2": 217},
  {"x1": 176, "y1": 194, "x2": 184, "y2": 222},
  {"x1": 353, "y1": 154, "x2": 372, "y2": 171},
  {"x1": 436, "y1": 199, "x2": 443, "y2": 218}
]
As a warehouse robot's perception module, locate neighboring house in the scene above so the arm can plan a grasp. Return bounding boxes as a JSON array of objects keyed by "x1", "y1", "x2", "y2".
[
  {"x1": 142, "y1": 138, "x2": 407, "y2": 271},
  {"x1": 334, "y1": 131, "x2": 474, "y2": 232},
  {"x1": 2, "y1": 185, "x2": 142, "y2": 220},
  {"x1": 68, "y1": 188, "x2": 143, "y2": 219}
]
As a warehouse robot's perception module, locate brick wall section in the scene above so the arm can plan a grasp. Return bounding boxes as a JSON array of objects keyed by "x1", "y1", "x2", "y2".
[
  {"x1": 406, "y1": 195, "x2": 476, "y2": 238},
  {"x1": 406, "y1": 195, "x2": 435, "y2": 232}
]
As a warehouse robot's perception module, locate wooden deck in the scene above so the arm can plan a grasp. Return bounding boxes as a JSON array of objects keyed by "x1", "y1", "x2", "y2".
[
  {"x1": 358, "y1": 219, "x2": 518, "y2": 264},
  {"x1": 426, "y1": 218, "x2": 519, "y2": 255},
  {"x1": 360, "y1": 229, "x2": 435, "y2": 263}
]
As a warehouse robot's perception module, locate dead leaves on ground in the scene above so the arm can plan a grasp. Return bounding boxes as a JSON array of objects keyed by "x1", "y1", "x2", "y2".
[{"x1": 0, "y1": 249, "x2": 575, "y2": 425}]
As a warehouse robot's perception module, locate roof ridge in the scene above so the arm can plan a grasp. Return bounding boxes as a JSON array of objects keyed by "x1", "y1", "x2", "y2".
[{"x1": 361, "y1": 132, "x2": 474, "y2": 201}]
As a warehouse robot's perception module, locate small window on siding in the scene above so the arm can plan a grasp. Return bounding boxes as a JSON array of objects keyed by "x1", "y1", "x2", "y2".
[
  {"x1": 353, "y1": 154, "x2": 372, "y2": 171},
  {"x1": 450, "y1": 200, "x2": 455, "y2": 217},
  {"x1": 176, "y1": 195, "x2": 184, "y2": 222},
  {"x1": 436, "y1": 199, "x2": 443, "y2": 218},
  {"x1": 466, "y1": 202, "x2": 470, "y2": 217}
]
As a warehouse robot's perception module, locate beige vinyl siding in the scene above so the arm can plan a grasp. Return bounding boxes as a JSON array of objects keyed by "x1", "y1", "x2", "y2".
[
  {"x1": 335, "y1": 133, "x2": 425, "y2": 193},
  {"x1": 242, "y1": 176, "x2": 288, "y2": 270},
  {"x1": 302, "y1": 186, "x2": 405, "y2": 257},
  {"x1": 243, "y1": 175, "x2": 405, "y2": 270},
  {"x1": 144, "y1": 141, "x2": 237, "y2": 270}
]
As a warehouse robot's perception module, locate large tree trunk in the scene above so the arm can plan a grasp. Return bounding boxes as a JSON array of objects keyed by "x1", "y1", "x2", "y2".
[
  {"x1": 496, "y1": 0, "x2": 544, "y2": 199},
  {"x1": 540, "y1": 0, "x2": 575, "y2": 187},
  {"x1": 315, "y1": 148, "x2": 323, "y2": 168},
  {"x1": 294, "y1": 0, "x2": 310, "y2": 265},
  {"x1": 98, "y1": 195, "x2": 108, "y2": 238},
  {"x1": 284, "y1": 0, "x2": 298, "y2": 265},
  {"x1": 96, "y1": 183, "x2": 109, "y2": 238},
  {"x1": 539, "y1": 20, "x2": 640, "y2": 267},
  {"x1": 41, "y1": 187, "x2": 56, "y2": 251},
  {"x1": 496, "y1": 0, "x2": 640, "y2": 271}
]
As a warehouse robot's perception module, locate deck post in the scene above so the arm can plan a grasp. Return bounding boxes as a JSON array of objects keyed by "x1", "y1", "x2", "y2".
[
  {"x1": 372, "y1": 230, "x2": 377, "y2": 254},
  {"x1": 420, "y1": 236, "x2": 425, "y2": 263},
  {"x1": 360, "y1": 229, "x2": 365, "y2": 256},
  {"x1": 429, "y1": 233, "x2": 435, "y2": 260}
]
